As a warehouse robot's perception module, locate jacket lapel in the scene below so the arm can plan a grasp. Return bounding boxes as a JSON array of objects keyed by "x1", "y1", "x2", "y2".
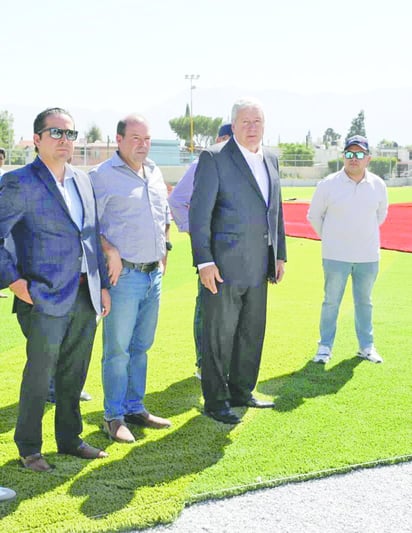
[
  {"x1": 72, "y1": 170, "x2": 87, "y2": 228},
  {"x1": 262, "y1": 148, "x2": 279, "y2": 207},
  {"x1": 227, "y1": 138, "x2": 266, "y2": 203},
  {"x1": 32, "y1": 157, "x2": 82, "y2": 230},
  {"x1": 32, "y1": 157, "x2": 72, "y2": 218}
]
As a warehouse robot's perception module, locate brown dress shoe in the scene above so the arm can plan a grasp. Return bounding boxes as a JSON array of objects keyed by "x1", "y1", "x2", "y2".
[
  {"x1": 61, "y1": 442, "x2": 108, "y2": 459},
  {"x1": 103, "y1": 419, "x2": 135, "y2": 443},
  {"x1": 20, "y1": 453, "x2": 54, "y2": 472},
  {"x1": 124, "y1": 411, "x2": 172, "y2": 429}
]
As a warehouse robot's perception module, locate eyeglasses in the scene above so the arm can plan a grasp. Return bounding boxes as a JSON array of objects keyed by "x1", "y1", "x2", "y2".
[
  {"x1": 344, "y1": 151, "x2": 368, "y2": 160},
  {"x1": 37, "y1": 127, "x2": 78, "y2": 141}
]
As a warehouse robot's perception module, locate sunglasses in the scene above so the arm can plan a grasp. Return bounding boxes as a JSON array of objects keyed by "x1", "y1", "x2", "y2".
[
  {"x1": 344, "y1": 151, "x2": 367, "y2": 160},
  {"x1": 37, "y1": 127, "x2": 78, "y2": 141}
]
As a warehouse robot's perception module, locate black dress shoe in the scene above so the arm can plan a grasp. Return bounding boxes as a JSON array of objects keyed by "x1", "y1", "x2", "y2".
[
  {"x1": 204, "y1": 407, "x2": 241, "y2": 424},
  {"x1": 231, "y1": 396, "x2": 275, "y2": 408}
]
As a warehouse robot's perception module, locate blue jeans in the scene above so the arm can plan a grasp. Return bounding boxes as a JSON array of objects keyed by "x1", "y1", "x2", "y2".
[
  {"x1": 320, "y1": 259, "x2": 379, "y2": 350},
  {"x1": 102, "y1": 266, "x2": 162, "y2": 420}
]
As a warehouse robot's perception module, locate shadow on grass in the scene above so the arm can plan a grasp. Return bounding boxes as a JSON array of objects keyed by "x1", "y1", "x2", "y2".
[
  {"x1": 69, "y1": 413, "x2": 232, "y2": 519},
  {"x1": 0, "y1": 433, "x2": 112, "y2": 521},
  {"x1": 0, "y1": 376, "x2": 230, "y2": 523},
  {"x1": 258, "y1": 357, "x2": 363, "y2": 411},
  {"x1": 0, "y1": 400, "x2": 57, "y2": 436},
  {"x1": 71, "y1": 376, "x2": 232, "y2": 519},
  {"x1": 0, "y1": 401, "x2": 19, "y2": 435}
]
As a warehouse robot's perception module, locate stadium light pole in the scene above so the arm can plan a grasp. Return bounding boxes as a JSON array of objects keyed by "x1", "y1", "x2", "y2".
[
  {"x1": 185, "y1": 74, "x2": 200, "y2": 159},
  {"x1": 7, "y1": 116, "x2": 13, "y2": 165}
]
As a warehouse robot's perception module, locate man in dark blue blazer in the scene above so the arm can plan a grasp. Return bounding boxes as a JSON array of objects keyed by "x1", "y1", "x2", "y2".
[
  {"x1": 189, "y1": 98, "x2": 287, "y2": 424},
  {"x1": 0, "y1": 107, "x2": 111, "y2": 471}
]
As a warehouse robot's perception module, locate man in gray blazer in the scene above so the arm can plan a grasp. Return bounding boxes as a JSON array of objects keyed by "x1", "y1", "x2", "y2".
[
  {"x1": 189, "y1": 98, "x2": 287, "y2": 424},
  {"x1": 0, "y1": 107, "x2": 111, "y2": 471}
]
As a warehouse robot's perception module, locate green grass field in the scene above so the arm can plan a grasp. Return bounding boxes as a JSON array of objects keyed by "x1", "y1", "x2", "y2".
[{"x1": 0, "y1": 186, "x2": 411, "y2": 532}]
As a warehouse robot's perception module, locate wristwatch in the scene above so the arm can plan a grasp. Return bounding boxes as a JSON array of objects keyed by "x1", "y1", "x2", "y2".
[{"x1": 166, "y1": 241, "x2": 173, "y2": 251}]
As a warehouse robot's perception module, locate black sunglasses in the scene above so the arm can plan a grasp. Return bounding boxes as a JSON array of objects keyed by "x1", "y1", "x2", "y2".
[
  {"x1": 344, "y1": 151, "x2": 367, "y2": 160},
  {"x1": 37, "y1": 127, "x2": 78, "y2": 141}
]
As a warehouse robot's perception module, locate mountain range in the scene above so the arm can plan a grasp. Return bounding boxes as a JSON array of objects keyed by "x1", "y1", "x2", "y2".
[{"x1": 6, "y1": 87, "x2": 412, "y2": 148}]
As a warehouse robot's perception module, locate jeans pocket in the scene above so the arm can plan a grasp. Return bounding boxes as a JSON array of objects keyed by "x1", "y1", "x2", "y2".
[{"x1": 119, "y1": 267, "x2": 131, "y2": 278}]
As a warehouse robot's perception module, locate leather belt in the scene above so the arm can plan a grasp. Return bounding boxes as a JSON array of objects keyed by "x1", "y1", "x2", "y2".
[
  {"x1": 79, "y1": 273, "x2": 88, "y2": 285},
  {"x1": 121, "y1": 259, "x2": 159, "y2": 273}
]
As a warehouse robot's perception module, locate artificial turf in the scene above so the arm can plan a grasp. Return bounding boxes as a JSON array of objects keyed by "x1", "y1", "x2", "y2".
[{"x1": 0, "y1": 187, "x2": 411, "y2": 532}]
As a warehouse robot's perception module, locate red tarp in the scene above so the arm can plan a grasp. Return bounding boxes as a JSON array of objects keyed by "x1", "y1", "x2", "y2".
[{"x1": 283, "y1": 202, "x2": 412, "y2": 253}]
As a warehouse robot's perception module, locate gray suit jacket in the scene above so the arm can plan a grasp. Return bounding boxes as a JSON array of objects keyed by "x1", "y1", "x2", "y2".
[{"x1": 189, "y1": 138, "x2": 286, "y2": 287}]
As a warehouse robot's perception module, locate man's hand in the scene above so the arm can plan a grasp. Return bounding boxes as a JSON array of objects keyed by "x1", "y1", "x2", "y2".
[
  {"x1": 100, "y1": 288, "x2": 111, "y2": 317},
  {"x1": 199, "y1": 264, "x2": 223, "y2": 294},
  {"x1": 9, "y1": 279, "x2": 33, "y2": 304},
  {"x1": 106, "y1": 248, "x2": 123, "y2": 286},
  {"x1": 275, "y1": 260, "x2": 285, "y2": 283},
  {"x1": 100, "y1": 235, "x2": 123, "y2": 286},
  {"x1": 160, "y1": 255, "x2": 167, "y2": 276}
]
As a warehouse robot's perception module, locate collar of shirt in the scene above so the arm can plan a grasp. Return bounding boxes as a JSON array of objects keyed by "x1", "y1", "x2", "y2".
[
  {"x1": 111, "y1": 151, "x2": 132, "y2": 168},
  {"x1": 234, "y1": 137, "x2": 269, "y2": 205},
  {"x1": 38, "y1": 156, "x2": 76, "y2": 185},
  {"x1": 39, "y1": 159, "x2": 86, "y2": 269},
  {"x1": 111, "y1": 150, "x2": 150, "y2": 180},
  {"x1": 40, "y1": 160, "x2": 83, "y2": 229},
  {"x1": 234, "y1": 136, "x2": 264, "y2": 162},
  {"x1": 342, "y1": 168, "x2": 370, "y2": 184}
]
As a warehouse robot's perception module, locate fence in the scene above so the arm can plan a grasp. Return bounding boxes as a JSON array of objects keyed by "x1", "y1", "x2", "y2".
[{"x1": 2, "y1": 149, "x2": 412, "y2": 182}]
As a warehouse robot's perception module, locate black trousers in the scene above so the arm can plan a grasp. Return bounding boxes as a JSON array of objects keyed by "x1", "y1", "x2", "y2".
[
  {"x1": 201, "y1": 282, "x2": 268, "y2": 411},
  {"x1": 14, "y1": 284, "x2": 97, "y2": 457}
]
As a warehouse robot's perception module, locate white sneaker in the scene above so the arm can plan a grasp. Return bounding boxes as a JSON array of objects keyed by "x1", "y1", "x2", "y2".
[
  {"x1": 357, "y1": 346, "x2": 383, "y2": 364},
  {"x1": 0, "y1": 487, "x2": 16, "y2": 501},
  {"x1": 313, "y1": 345, "x2": 332, "y2": 364}
]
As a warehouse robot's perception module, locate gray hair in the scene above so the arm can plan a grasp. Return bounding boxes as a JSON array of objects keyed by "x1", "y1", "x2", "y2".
[
  {"x1": 116, "y1": 113, "x2": 148, "y2": 136},
  {"x1": 231, "y1": 97, "x2": 265, "y2": 123}
]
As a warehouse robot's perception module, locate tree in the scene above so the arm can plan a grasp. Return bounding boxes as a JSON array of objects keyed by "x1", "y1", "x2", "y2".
[
  {"x1": 346, "y1": 110, "x2": 366, "y2": 140},
  {"x1": 369, "y1": 157, "x2": 397, "y2": 179},
  {"x1": 0, "y1": 110, "x2": 15, "y2": 149},
  {"x1": 169, "y1": 115, "x2": 223, "y2": 148},
  {"x1": 323, "y1": 127, "x2": 341, "y2": 148},
  {"x1": 279, "y1": 143, "x2": 314, "y2": 167},
  {"x1": 85, "y1": 124, "x2": 102, "y2": 143},
  {"x1": 377, "y1": 139, "x2": 398, "y2": 149}
]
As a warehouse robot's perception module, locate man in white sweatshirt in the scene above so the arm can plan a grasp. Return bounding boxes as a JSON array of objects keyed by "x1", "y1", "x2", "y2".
[{"x1": 307, "y1": 135, "x2": 388, "y2": 364}]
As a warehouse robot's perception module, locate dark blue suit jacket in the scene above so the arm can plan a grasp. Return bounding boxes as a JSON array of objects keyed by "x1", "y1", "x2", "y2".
[
  {"x1": 0, "y1": 157, "x2": 109, "y2": 316},
  {"x1": 189, "y1": 137, "x2": 287, "y2": 287}
]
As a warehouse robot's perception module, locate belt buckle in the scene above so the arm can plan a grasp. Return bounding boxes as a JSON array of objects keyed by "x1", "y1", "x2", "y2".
[
  {"x1": 141, "y1": 263, "x2": 152, "y2": 273},
  {"x1": 141, "y1": 262, "x2": 157, "y2": 273}
]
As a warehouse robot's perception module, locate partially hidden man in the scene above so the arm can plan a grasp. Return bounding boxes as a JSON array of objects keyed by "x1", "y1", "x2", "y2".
[
  {"x1": 0, "y1": 107, "x2": 111, "y2": 471},
  {"x1": 189, "y1": 97, "x2": 287, "y2": 424}
]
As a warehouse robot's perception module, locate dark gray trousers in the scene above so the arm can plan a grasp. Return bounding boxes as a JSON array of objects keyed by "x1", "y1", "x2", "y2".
[
  {"x1": 14, "y1": 284, "x2": 97, "y2": 457},
  {"x1": 201, "y1": 282, "x2": 268, "y2": 411}
]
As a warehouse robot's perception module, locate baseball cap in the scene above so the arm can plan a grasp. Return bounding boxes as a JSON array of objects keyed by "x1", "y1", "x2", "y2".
[
  {"x1": 344, "y1": 135, "x2": 369, "y2": 152},
  {"x1": 218, "y1": 123, "x2": 232, "y2": 138}
]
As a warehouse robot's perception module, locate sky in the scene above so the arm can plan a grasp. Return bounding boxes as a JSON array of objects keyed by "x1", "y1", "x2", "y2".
[{"x1": 2, "y1": 0, "x2": 412, "y2": 146}]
